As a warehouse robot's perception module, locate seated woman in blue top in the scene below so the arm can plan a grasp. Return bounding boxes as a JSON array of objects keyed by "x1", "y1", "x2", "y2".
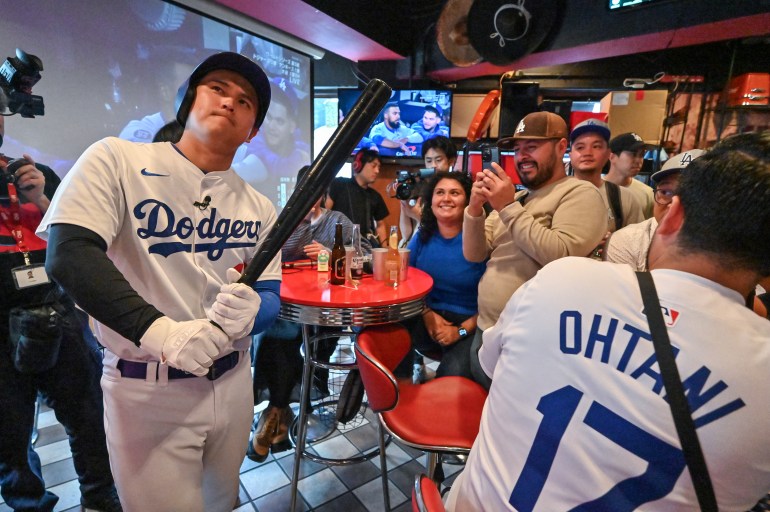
[{"x1": 403, "y1": 171, "x2": 487, "y2": 379}]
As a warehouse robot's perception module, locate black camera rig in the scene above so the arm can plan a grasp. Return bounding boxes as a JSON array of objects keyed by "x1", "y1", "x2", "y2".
[
  {"x1": 390, "y1": 168, "x2": 435, "y2": 202},
  {"x1": 0, "y1": 49, "x2": 44, "y2": 118}
]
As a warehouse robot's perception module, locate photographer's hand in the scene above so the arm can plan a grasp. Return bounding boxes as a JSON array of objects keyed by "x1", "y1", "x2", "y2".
[{"x1": 13, "y1": 155, "x2": 50, "y2": 214}]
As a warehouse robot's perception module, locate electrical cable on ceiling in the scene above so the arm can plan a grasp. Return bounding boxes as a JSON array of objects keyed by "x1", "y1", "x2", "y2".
[{"x1": 623, "y1": 71, "x2": 665, "y2": 89}]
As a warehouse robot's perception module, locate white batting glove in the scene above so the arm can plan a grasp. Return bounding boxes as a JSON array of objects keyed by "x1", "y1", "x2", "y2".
[
  {"x1": 208, "y1": 268, "x2": 262, "y2": 341},
  {"x1": 140, "y1": 317, "x2": 228, "y2": 377}
]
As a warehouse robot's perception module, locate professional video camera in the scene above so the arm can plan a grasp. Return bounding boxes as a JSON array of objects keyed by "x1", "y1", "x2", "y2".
[
  {"x1": 389, "y1": 168, "x2": 435, "y2": 203},
  {"x1": 0, "y1": 48, "x2": 44, "y2": 118}
]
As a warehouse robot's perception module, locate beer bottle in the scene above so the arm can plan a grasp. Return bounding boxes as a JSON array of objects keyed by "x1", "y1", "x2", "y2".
[
  {"x1": 330, "y1": 222, "x2": 346, "y2": 285},
  {"x1": 385, "y1": 225, "x2": 400, "y2": 288},
  {"x1": 350, "y1": 224, "x2": 364, "y2": 281}
]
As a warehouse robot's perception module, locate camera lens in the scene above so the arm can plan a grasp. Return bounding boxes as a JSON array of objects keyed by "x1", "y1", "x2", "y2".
[
  {"x1": 6, "y1": 158, "x2": 30, "y2": 180},
  {"x1": 396, "y1": 183, "x2": 412, "y2": 200}
]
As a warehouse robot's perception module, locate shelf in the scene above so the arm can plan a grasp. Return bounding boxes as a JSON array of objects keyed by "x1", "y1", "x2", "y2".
[{"x1": 708, "y1": 104, "x2": 770, "y2": 113}]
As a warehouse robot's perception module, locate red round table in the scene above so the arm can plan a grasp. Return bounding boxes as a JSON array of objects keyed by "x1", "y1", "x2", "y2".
[
  {"x1": 279, "y1": 265, "x2": 434, "y2": 326},
  {"x1": 281, "y1": 265, "x2": 433, "y2": 512}
]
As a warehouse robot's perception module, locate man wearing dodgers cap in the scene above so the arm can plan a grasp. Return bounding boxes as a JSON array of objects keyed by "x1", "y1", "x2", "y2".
[
  {"x1": 463, "y1": 111, "x2": 606, "y2": 388},
  {"x1": 604, "y1": 148, "x2": 706, "y2": 270},
  {"x1": 606, "y1": 132, "x2": 655, "y2": 219},
  {"x1": 569, "y1": 118, "x2": 645, "y2": 239},
  {"x1": 38, "y1": 52, "x2": 281, "y2": 511}
]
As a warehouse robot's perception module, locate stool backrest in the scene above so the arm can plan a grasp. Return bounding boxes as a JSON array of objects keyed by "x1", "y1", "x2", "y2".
[{"x1": 355, "y1": 324, "x2": 412, "y2": 412}]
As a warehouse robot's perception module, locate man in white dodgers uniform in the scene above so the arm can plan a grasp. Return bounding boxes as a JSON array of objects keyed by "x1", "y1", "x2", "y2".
[
  {"x1": 37, "y1": 52, "x2": 281, "y2": 511},
  {"x1": 446, "y1": 132, "x2": 770, "y2": 511}
]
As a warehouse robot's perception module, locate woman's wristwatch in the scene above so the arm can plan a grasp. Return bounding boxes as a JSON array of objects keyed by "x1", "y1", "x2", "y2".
[{"x1": 458, "y1": 327, "x2": 468, "y2": 337}]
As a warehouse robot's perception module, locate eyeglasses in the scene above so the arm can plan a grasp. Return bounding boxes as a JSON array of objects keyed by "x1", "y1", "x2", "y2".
[{"x1": 654, "y1": 188, "x2": 676, "y2": 206}]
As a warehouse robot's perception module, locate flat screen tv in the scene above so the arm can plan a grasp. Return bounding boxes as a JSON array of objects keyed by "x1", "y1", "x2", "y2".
[{"x1": 337, "y1": 88, "x2": 453, "y2": 160}]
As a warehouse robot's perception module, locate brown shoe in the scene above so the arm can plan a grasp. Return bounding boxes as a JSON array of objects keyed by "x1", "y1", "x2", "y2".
[
  {"x1": 247, "y1": 406, "x2": 280, "y2": 462},
  {"x1": 270, "y1": 406, "x2": 295, "y2": 452}
]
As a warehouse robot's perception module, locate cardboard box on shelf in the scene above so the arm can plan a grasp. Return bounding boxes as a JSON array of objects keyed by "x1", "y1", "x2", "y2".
[{"x1": 600, "y1": 90, "x2": 668, "y2": 145}]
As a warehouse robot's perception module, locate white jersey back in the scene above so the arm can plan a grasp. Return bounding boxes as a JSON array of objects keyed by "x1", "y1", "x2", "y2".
[
  {"x1": 38, "y1": 137, "x2": 281, "y2": 360},
  {"x1": 449, "y1": 257, "x2": 770, "y2": 512}
]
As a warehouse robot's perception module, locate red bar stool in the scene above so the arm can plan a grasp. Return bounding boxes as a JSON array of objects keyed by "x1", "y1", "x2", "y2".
[
  {"x1": 412, "y1": 473, "x2": 445, "y2": 512},
  {"x1": 355, "y1": 324, "x2": 488, "y2": 511}
]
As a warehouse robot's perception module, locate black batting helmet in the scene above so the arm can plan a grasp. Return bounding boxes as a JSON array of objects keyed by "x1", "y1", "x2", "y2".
[{"x1": 175, "y1": 52, "x2": 271, "y2": 130}]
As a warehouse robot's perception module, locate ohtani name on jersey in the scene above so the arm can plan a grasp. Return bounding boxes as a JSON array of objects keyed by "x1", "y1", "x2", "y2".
[
  {"x1": 134, "y1": 199, "x2": 261, "y2": 260},
  {"x1": 559, "y1": 310, "x2": 745, "y2": 429}
]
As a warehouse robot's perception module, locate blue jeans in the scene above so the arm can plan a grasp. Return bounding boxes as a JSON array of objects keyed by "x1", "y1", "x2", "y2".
[{"x1": 0, "y1": 308, "x2": 115, "y2": 511}]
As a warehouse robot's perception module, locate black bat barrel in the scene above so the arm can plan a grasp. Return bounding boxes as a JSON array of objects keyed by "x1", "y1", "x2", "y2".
[{"x1": 238, "y1": 78, "x2": 392, "y2": 286}]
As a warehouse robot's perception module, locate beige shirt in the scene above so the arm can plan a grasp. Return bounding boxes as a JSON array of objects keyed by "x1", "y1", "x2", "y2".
[
  {"x1": 463, "y1": 176, "x2": 606, "y2": 330},
  {"x1": 597, "y1": 181, "x2": 645, "y2": 232},
  {"x1": 626, "y1": 178, "x2": 655, "y2": 219}
]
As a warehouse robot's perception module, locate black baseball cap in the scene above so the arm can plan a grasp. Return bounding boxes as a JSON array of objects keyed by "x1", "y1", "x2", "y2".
[
  {"x1": 610, "y1": 132, "x2": 649, "y2": 154},
  {"x1": 176, "y1": 52, "x2": 271, "y2": 130}
]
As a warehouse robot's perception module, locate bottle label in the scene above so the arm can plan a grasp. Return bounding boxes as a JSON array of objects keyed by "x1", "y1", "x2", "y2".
[{"x1": 333, "y1": 258, "x2": 346, "y2": 280}]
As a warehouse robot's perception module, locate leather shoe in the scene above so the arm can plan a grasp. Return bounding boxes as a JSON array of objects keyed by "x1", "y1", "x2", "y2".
[{"x1": 247, "y1": 406, "x2": 281, "y2": 462}]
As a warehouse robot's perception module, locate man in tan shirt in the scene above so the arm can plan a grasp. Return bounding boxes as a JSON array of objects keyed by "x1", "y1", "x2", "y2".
[
  {"x1": 606, "y1": 132, "x2": 655, "y2": 219},
  {"x1": 463, "y1": 112, "x2": 606, "y2": 387}
]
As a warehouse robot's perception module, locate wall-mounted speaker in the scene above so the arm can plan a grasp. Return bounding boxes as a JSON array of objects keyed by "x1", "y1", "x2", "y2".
[{"x1": 498, "y1": 82, "x2": 539, "y2": 138}]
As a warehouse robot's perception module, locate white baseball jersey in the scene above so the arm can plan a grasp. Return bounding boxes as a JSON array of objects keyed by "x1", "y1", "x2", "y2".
[
  {"x1": 37, "y1": 137, "x2": 282, "y2": 360},
  {"x1": 447, "y1": 257, "x2": 770, "y2": 512}
]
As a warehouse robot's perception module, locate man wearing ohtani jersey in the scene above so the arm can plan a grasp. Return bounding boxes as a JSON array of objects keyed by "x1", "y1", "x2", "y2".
[
  {"x1": 446, "y1": 133, "x2": 770, "y2": 511},
  {"x1": 37, "y1": 52, "x2": 281, "y2": 512}
]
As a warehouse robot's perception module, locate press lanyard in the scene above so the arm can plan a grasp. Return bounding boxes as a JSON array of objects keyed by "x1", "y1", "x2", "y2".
[{"x1": 0, "y1": 183, "x2": 33, "y2": 265}]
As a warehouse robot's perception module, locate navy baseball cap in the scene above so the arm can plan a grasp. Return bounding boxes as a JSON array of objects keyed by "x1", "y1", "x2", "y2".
[
  {"x1": 176, "y1": 52, "x2": 271, "y2": 130},
  {"x1": 651, "y1": 149, "x2": 706, "y2": 184},
  {"x1": 570, "y1": 118, "x2": 610, "y2": 143},
  {"x1": 610, "y1": 132, "x2": 649, "y2": 154}
]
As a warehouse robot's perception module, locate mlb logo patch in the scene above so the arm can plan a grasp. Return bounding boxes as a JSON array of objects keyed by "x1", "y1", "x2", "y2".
[
  {"x1": 660, "y1": 305, "x2": 680, "y2": 327},
  {"x1": 515, "y1": 120, "x2": 525, "y2": 134}
]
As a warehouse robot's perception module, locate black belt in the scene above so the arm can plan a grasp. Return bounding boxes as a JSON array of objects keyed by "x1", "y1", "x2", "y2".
[{"x1": 117, "y1": 351, "x2": 240, "y2": 381}]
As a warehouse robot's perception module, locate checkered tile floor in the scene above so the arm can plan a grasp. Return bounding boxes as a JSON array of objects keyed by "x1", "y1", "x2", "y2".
[{"x1": 0, "y1": 353, "x2": 458, "y2": 511}]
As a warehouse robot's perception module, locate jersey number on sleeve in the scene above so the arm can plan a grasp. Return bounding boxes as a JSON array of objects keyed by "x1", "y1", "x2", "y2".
[{"x1": 509, "y1": 385, "x2": 687, "y2": 512}]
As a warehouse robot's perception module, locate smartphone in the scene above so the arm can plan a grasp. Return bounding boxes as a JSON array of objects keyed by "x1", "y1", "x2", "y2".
[{"x1": 481, "y1": 146, "x2": 499, "y2": 175}]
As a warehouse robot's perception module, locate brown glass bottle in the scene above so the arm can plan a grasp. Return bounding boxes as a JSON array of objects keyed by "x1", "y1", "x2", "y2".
[{"x1": 330, "y1": 222, "x2": 346, "y2": 285}]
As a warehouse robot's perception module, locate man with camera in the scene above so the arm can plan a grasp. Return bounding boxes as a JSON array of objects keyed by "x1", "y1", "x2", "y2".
[
  {"x1": 0, "y1": 107, "x2": 121, "y2": 511},
  {"x1": 463, "y1": 111, "x2": 606, "y2": 388},
  {"x1": 397, "y1": 135, "x2": 457, "y2": 246}
]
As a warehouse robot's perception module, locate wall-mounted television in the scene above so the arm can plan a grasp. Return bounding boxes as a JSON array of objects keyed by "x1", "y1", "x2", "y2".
[
  {"x1": 608, "y1": 0, "x2": 665, "y2": 10},
  {"x1": 337, "y1": 88, "x2": 453, "y2": 161}
]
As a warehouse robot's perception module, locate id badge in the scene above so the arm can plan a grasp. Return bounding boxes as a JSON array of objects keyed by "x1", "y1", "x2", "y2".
[{"x1": 12, "y1": 263, "x2": 50, "y2": 290}]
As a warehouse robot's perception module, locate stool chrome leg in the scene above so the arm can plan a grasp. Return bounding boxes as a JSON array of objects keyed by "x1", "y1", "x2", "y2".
[{"x1": 289, "y1": 323, "x2": 314, "y2": 512}]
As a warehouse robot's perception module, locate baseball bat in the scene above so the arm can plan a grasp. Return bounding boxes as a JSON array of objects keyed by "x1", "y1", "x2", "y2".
[{"x1": 237, "y1": 78, "x2": 392, "y2": 286}]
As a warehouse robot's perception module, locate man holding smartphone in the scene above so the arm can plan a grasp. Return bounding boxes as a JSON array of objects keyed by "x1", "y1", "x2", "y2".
[{"x1": 462, "y1": 111, "x2": 606, "y2": 388}]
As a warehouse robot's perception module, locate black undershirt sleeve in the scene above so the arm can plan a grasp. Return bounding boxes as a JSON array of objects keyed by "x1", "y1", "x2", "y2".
[{"x1": 45, "y1": 223, "x2": 163, "y2": 346}]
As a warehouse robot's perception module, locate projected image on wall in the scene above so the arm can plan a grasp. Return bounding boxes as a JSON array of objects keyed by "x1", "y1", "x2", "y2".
[{"x1": 0, "y1": 0, "x2": 312, "y2": 210}]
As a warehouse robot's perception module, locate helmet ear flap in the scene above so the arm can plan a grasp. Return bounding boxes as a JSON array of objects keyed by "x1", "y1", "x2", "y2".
[
  {"x1": 175, "y1": 78, "x2": 195, "y2": 127},
  {"x1": 353, "y1": 151, "x2": 364, "y2": 173}
]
